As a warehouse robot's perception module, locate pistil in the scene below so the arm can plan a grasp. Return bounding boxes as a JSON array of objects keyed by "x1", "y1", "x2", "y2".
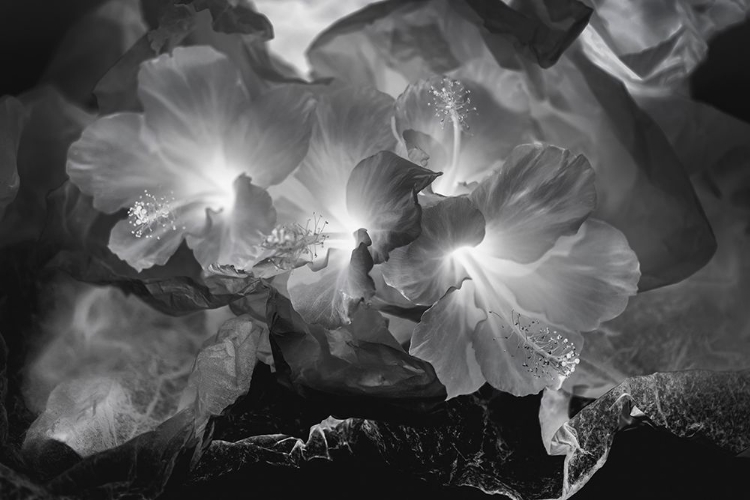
[{"x1": 428, "y1": 78, "x2": 476, "y2": 193}]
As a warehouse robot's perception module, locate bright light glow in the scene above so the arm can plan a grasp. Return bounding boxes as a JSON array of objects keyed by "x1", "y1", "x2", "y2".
[
  {"x1": 206, "y1": 155, "x2": 239, "y2": 210},
  {"x1": 450, "y1": 245, "x2": 476, "y2": 261}
]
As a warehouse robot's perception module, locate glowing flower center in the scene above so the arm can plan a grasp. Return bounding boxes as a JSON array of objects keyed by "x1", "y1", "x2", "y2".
[
  {"x1": 428, "y1": 78, "x2": 476, "y2": 194},
  {"x1": 128, "y1": 190, "x2": 178, "y2": 239},
  {"x1": 261, "y1": 213, "x2": 329, "y2": 269}
]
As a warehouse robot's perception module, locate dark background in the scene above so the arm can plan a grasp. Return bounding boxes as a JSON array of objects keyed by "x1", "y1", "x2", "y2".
[{"x1": 1, "y1": 1, "x2": 749, "y2": 499}]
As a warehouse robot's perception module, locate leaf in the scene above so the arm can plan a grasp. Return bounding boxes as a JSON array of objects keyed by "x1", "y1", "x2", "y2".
[
  {"x1": 188, "y1": 369, "x2": 750, "y2": 499},
  {"x1": 307, "y1": 0, "x2": 591, "y2": 94},
  {"x1": 564, "y1": 178, "x2": 750, "y2": 398},
  {"x1": 21, "y1": 278, "x2": 228, "y2": 457},
  {"x1": 551, "y1": 370, "x2": 750, "y2": 498},
  {"x1": 0, "y1": 96, "x2": 26, "y2": 221},
  {"x1": 192, "y1": 0, "x2": 273, "y2": 39},
  {"x1": 41, "y1": 0, "x2": 148, "y2": 106},
  {"x1": 94, "y1": 0, "x2": 298, "y2": 114},
  {"x1": 266, "y1": 289, "x2": 446, "y2": 417},
  {"x1": 452, "y1": 0, "x2": 593, "y2": 68},
  {"x1": 578, "y1": 0, "x2": 750, "y2": 92},
  {"x1": 43, "y1": 407, "x2": 200, "y2": 499},
  {"x1": 0, "y1": 89, "x2": 93, "y2": 248},
  {"x1": 179, "y1": 315, "x2": 264, "y2": 434}
]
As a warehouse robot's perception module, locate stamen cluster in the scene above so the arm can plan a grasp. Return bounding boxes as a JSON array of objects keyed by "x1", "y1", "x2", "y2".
[
  {"x1": 261, "y1": 213, "x2": 329, "y2": 270},
  {"x1": 493, "y1": 311, "x2": 580, "y2": 379},
  {"x1": 428, "y1": 78, "x2": 476, "y2": 131},
  {"x1": 128, "y1": 190, "x2": 178, "y2": 240}
]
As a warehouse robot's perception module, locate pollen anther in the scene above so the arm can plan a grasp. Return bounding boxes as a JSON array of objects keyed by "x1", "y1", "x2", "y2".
[{"x1": 128, "y1": 190, "x2": 179, "y2": 240}]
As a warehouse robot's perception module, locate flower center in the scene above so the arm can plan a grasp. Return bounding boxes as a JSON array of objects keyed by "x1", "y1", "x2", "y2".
[{"x1": 428, "y1": 78, "x2": 476, "y2": 194}]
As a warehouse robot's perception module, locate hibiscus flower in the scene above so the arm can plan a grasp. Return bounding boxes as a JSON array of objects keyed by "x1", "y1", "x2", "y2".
[
  {"x1": 67, "y1": 45, "x2": 315, "y2": 271},
  {"x1": 382, "y1": 79, "x2": 641, "y2": 398},
  {"x1": 268, "y1": 85, "x2": 439, "y2": 328}
]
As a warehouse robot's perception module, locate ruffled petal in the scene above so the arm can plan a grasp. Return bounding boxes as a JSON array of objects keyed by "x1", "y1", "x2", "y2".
[
  {"x1": 346, "y1": 151, "x2": 439, "y2": 263},
  {"x1": 137, "y1": 45, "x2": 250, "y2": 170},
  {"x1": 283, "y1": 86, "x2": 397, "y2": 232},
  {"x1": 470, "y1": 144, "x2": 596, "y2": 264},
  {"x1": 409, "y1": 280, "x2": 486, "y2": 399},
  {"x1": 381, "y1": 196, "x2": 485, "y2": 306},
  {"x1": 287, "y1": 231, "x2": 375, "y2": 329},
  {"x1": 496, "y1": 219, "x2": 640, "y2": 332},
  {"x1": 472, "y1": 310, "x2": 584, "y2": 397},
  {"x1": 230, "y1": 84, "x2": 315, "y2": 188},
  {"x1": 186, "y1": 175, "x2": 276, "y2": 269},
  {"x1": 67, "y1": 113, "x2": 169, "y2": 213}
]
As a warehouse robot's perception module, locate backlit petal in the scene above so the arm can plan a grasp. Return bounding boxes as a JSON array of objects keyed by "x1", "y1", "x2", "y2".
[
  {"x1": 473, "y1": 310, "x2": 583, "y2": 396},
  {"x1": 137, "y1": 45, "x2": 250, "y2": 172},
  {"x1": 470, "y1": 144, "x2": 596, "y2": 264},
  {"x1": 67, "y1": 113, "x2": 170, "y2": 213},
  {"x1": 279, "y1": 86, "x2": 396, "y2": 231},
  {"x1": 496, "y1": 219, "x2": 640, "y2": 332},
  {"x1": 231, "y1": 84, "x2": 315, "y2": 188},
  {"x1": 381, "y1": 196, "x2": 485, "y2": 306},
  {"x1": 108, "y1": 199, "x2": 206, "y2": 272},
  {"x1": 409, "y1": 280, "x2": 486, "y2": 399}
]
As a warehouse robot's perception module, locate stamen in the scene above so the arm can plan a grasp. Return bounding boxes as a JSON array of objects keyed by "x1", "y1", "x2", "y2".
[
  {"x1": 491, "y1": 310, "x2": 580, "y2": 380},
  {"x1": 261, "y1": 213, "x2": 329, "y2": 270},
  {"x1": 128, "y1": 190, "x2": 179, "y2": 240}
]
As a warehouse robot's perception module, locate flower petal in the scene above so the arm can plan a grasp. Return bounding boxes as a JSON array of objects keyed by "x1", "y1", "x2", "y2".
[
  {"x1": 409, "y1": 280, "x2": 486, "y2": 399},
  {"x1": 346, "y1": 151, "x2": 440, "y2": 263},
  {"x1": 279, "y1": 86, "x2": 396, "y2": 230},
  {"x1": 137, "y1": 45, "x2": 250, "y2": 165},
  {"x1": 472, "y1": 310, "x2": 584, "y2": 397},
  {"x1": 470, "y1": 143, "x2": 597, "y2": 264},
  {"x1": 497, "y1": 219, "x2": 640, "y2": 332},
  {"x1": 67, "y1": 113, "x2": 169, "y2": 213},
  {"x1": 186, "y1": 175, "x2": 276, "y2": 269},
  {"x1": 381, "y1": 196, "x2": 486, "y2": 306},
  {"x1": 287, "y1": 231, "x2": 375, "y2": 329},
  {"x1": 229, "y1": 84, "x2": 315, "y2": 188}
]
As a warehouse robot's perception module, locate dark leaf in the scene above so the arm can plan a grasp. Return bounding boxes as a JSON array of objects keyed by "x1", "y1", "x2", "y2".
[
  {"x1": 452, "y1": 0, "x2": 592, "y2": 68},
  {"x1": 266, "y1": 289, "x2": 446, "y2": 417}
]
